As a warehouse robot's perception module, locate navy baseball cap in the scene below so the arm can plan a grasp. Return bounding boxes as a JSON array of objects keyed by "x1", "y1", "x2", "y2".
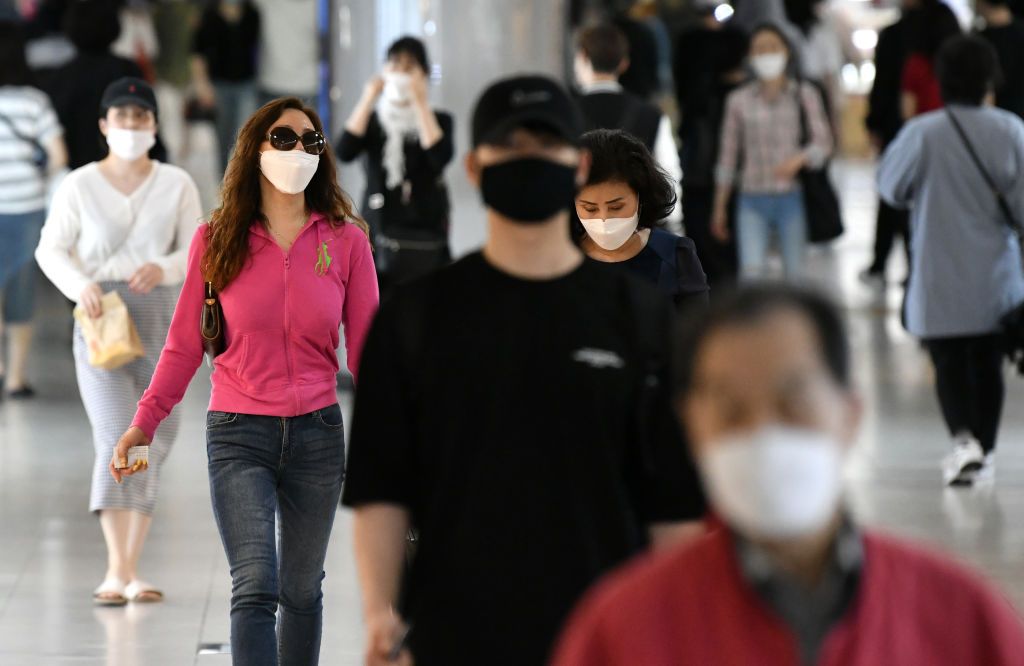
[
  {"x1": 471, "y1": 74, "x2": 583, "y2": 148},
  {"x1": 99, "y1": 77, "x2": 158, "y2": 118}
]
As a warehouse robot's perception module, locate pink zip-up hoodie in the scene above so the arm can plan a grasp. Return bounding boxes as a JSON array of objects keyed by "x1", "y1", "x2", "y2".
[{"x1": 132, "y1": 213, "x2": 379, "y2": 440}]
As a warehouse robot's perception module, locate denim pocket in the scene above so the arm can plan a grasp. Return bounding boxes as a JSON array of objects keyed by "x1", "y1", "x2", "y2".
[
  {"x1": 206, "y1": 410, "x2": 240, "y2": 429},
  {"x1": 313, "y1": 404, "x2": 344, "y2": 429}
]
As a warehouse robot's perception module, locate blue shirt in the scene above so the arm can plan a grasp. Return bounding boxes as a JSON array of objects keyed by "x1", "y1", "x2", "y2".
[{"x1": 878, "y1": 104, "x2": 1024, "y2": 338}]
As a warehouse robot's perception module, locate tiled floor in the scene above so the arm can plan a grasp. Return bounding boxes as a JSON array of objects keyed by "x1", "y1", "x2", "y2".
[{"x1": 1, "y1": 160, "x2": 1023, "y2": 664}]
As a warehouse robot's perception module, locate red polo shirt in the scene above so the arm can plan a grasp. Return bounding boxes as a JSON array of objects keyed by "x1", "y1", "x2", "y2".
[{"x1": 552, "y1": 528, "x2": 1024, "y2": 665}]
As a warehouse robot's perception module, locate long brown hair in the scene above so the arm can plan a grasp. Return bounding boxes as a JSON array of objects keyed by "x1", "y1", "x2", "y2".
[{"x1": 202, "y1": 97, "x2": 369, "y2": 289}]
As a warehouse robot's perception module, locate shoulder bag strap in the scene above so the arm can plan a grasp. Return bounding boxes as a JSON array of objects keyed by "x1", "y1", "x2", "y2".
[{"x1": 946, "y1": 107, "x2": 1023, "y2": 237}]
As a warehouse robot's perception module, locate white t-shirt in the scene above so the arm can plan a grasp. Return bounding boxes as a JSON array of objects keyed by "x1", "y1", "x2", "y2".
[
  {"x1": 35, "y1": 161, "x2": 202, "y2": 302},
  {"x1": 0, "y1": 86, "x2": 62, "y2": 214},
  {"x1": 253, "y1": 0, "x2": 319, "y2": 96}
]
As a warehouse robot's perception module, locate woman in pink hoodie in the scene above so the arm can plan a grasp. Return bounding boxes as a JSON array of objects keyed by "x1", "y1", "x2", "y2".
[{"x1": 110, "y1": 97, "x2": 379, "y2": 665}]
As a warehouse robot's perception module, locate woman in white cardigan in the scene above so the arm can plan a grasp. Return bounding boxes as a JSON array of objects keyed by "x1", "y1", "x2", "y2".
[{"x1": 35, "y1": 78, "x2": 201, "y2": 606}]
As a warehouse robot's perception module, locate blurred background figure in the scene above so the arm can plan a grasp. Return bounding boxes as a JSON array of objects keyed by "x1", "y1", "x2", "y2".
[
  {"x1": 574, "y1": 22, "x2": 683, "y2": 234},
  {"x1": 975, "y1": 0, "x2": 1024, "y2": 120},
  {"x1": 713, "y1": 23, "x2": 832, "y2": 282},
  {"x1": 191, "y1": 0, "x2": 261, "y2": 175},
  {"x1": 786, "y1": 0, "x2": 844, "y2": 129},
  {"x1": 611, "y1": 0, "x2": 661, "y2": 99},
  {"x1": 900, "y1": 0, "x2": 961, "y2": 121},
  {"x1": 151, "y1": 0, "x2": 200, "y2": 166},
  {"x1": 338, "y1": 36, "x2": 453, "y2": 293},
  {"x1": 45, "y1": 0, "x2": 144, "y2": 170},
  {"x1": 673, "y1": 0, "x2": 748, "y2": 286},
  {"x1": 252, "y1": 0, "x2": 317, "y2": 107},
  {"x1": 110, "y1": 0, "x2": 159, "y2": 82},
  {"x1": 861, "y1": 0, "x2": 919, "y2": 288},
  {"x1": 573, "y1": 129, "x2": 707, "y2": 310},
  {"x1": 0, "y1": 20, "x2": 67, "y2": 399}
]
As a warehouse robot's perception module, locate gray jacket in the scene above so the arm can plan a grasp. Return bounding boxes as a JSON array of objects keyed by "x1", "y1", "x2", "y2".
[{"x1": 878, "y1": 104, "x2": 1024, "y2": 338}]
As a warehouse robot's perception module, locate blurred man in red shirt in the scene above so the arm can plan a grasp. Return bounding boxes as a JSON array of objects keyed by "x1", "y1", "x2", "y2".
[{"x1": 552, "y1": 285, "x2": 1024, "y2": 666}]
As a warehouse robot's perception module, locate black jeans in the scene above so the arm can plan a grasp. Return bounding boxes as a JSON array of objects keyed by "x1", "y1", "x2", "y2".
[
  {"x1": 926, "y1": 335, "x2": 1005, "y2": 453},
  {"x1": 867, "y1": 199, "x2": 910, "y2": 276}
]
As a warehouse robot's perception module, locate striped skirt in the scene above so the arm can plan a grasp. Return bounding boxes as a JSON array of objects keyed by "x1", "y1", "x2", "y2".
[{"x1": 74, "y1": 281, "x2": 181, "y2": 515}]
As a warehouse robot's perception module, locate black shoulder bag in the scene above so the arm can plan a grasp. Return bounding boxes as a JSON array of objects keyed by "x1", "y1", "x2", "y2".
[
  {"x1": 795, "y1": 82, "x2": 844, "y2": 243},
  {"x1": 946, "y1": 107, "x2": 1024, "y2": 374},
  {"x1": 0, "y1": 110, "x2": 48, "y2": 172}
]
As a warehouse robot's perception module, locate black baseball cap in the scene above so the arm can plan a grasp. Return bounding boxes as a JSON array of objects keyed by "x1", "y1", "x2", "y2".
[
  {"x1": 99, "y1": 77, "x2": 158, "y2": 119},
  {"x1": 471, "y1": 74, "x2": 583, "y2": 148}
]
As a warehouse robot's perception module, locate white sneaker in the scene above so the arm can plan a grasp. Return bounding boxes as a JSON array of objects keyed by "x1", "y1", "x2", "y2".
[
  {"x1": 974, "y1": 453, "x2": 996, "y2": 484},
  {"x1": 942, "y1": 437, "x2": 985, "y2": 486}
]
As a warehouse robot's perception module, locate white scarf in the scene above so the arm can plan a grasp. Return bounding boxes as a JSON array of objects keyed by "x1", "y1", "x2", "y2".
[{"x1": 376, "y1": 98, "x2": 420, "y2": 190}]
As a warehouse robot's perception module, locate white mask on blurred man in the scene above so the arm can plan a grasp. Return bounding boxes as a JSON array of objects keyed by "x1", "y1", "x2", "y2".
[{"x1": 699, "y1": 424, "x2": 844, "y2": 539}]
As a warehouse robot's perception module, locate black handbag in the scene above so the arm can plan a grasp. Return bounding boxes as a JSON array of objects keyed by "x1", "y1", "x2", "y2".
[
  {"x1": 795, "y1": 84, "x2": 844, "y2": 244},
  {"x1": 946, "y1": 107, "x2": 1024, "y2": 374},
  {"x1": 201, "y1": 281, "x2": 225, "y2": 362},
  {"x1": 375, "y1": 226, "x2": 449, "y2": 285}
]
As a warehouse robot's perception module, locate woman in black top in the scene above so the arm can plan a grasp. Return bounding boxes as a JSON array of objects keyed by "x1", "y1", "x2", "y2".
[
  {"x1": 191, "y1": 0, "x2": 261, "y2": 173},
  {"x1": 338, "y1": 36, "x2": 454, "y2": 290},
  {"x1": 574, "y1": 129, "x2": 708, "y2": 310}
]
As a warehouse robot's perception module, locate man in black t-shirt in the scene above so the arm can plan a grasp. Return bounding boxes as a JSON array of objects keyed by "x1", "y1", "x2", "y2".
[
  {"x1": 342, "y1": 75, "x2": 706, "y2": 666},
  {"x1": 978, "y1": 0, "x2": 1024, "y2": 119}
]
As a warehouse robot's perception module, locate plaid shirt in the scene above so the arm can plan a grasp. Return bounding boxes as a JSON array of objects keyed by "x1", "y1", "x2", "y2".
[{"x1": 716, "y1": 80, "x2": 833, "y2": 194}]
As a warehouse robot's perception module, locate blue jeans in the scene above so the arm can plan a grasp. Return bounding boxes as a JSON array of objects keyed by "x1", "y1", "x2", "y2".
[
  {"x1": 206, "y1": 404, "x2": 346, "y2": 666},
  {"x1": 0, "y1": 209, "x2": 44, "y2": 322},
  {"x1": 737, "y1": 191, "x2": 807, "y2": 281},
  {"x1": 212, "y1": 80, "x2": 257, "y2": 173}
]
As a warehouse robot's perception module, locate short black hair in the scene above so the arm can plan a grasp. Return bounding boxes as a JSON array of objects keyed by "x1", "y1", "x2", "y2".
[
  {"x1": 65, "y1": 0, "x2": 121, "y2": 53},
  {"x1": 0, "y1": 22, "x2": 33, "y2": 87},
  {"x1": 573, "y1": 129, "x2": 676, "y2": 232},
  {"x1": 937, "y1": 35, "x2": 1003, "y2": 106},
  {"x1": 386, "y1": 36, "x2": 429, "y2": 74},
  {"x1": 673, "y1": 284, "x2": 851, "y2": 398},
  {"x1": 578, "y1": 23, "x2": 629, "y2": 74}
]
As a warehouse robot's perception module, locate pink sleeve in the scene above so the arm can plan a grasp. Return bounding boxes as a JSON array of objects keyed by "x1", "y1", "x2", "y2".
[
  {"x1": 131, "y1": 225, "x2": 208, "y2": 440},
  {"x1": 341, "y1": 224, "x2": 379, "y2": 383}
]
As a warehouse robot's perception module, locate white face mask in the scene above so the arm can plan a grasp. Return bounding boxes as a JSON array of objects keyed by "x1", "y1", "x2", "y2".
[
  {"x1": 106, "y1": 128, "x2": 156, "y2": 161},
  {"x1": 383, "y1": 71, "x2": 412, "y2": 105},
  {"x1": 699, "y1": 424, "x2": 844, "y2": 540},
  {"x1": 259, "y1": 150, "x2": 320, "y2": 194},
  {"x1": 751, "y1": 53, "x2": 788, "y2": 81},
  {"x1": 580, "y1": 209, "x2": 640, "y2": 251}
]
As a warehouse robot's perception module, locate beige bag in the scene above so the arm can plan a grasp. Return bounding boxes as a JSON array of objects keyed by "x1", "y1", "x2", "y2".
[{"x1": 73, "y1": 291, "x2": 145, "y2": 370}]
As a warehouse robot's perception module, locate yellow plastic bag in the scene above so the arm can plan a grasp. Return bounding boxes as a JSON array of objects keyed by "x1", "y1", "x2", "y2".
[{"x1": 73, "y1": 291, "x2": 145, "y2": 370}]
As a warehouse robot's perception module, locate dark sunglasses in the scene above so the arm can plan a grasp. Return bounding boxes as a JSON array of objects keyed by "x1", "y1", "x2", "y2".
[{"x1": 267, "y1": 126, "x2": 326, "y2": 155}]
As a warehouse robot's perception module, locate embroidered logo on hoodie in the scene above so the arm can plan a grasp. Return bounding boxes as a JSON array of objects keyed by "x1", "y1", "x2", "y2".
[{"x1": 315, "y1": 242, "x2": 333, "y2": 276}]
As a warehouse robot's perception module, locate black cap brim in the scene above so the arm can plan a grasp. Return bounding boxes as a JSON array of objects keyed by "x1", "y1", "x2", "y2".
[
  {"x1": 474, "y1": 109, "x2": 580, "y2": 148},
  {"x1": 102, "y1": 96, "x2": 157, "y2": 115}
]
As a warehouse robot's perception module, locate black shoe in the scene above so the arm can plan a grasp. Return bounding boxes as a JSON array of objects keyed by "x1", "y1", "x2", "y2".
[{"x1": 8, "y1": 385, "x2": 36, "y2": 399}]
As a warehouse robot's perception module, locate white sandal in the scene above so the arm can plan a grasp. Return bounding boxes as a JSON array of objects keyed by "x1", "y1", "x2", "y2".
[
  {"x1": 93, "y1": 578, "x2": 128, "y2": 607},
  {"x1": 125, "y1": 580, "x2": 164, "y2": 603}
]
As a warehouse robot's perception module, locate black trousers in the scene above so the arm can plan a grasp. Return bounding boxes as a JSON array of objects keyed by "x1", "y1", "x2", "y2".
[
  {"x1": 926, "y1": 334, "x2": 1006, "y2": 453},
  {"x1": 683, "y1": 185, "x2": 738, "y2": 288},
  {"x1": 867, "y1": 199, "x2": 910, "y2": 275}
]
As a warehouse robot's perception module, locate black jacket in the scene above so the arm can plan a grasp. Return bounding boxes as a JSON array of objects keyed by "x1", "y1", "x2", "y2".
[
  {"x1": 576, "y1": 90, "x2": 661, "y2": 152},
  {"x1": 337, "y1": 110, "x2": 454, "y2": 238},
  {"x1": 866, "y1": 19, "x2": 909, "y2": 147}
]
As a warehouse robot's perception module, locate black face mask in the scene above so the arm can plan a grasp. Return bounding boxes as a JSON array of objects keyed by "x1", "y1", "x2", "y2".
[{"x1": 479, "y1": 158, "x2": 578, "y2": 224}]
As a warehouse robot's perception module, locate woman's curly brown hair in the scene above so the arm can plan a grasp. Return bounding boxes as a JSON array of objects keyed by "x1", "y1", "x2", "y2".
[{"x1": 202, "y1": 97, "x2": 369, "y2": 289}]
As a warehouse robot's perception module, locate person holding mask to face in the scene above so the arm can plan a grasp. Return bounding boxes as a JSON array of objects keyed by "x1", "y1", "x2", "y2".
[
  {"x1": 339, "y1": 36, "x2": 453, "y2": 291},
  {"x1": 342, "y1": 75, "x2": 706, "y2": 666},
  {"x1": 109, "y1": 97, "x2": 378, "y2": 665},
  {"x1": 553, "y1": 285, "x2": 1024, "y2": 665},
  {"x1": 574, "y1": 129, "x2": 708, "y2": 311},
  {"x1": 713, "y1": 23, "x2": 832, "y2": 281},
  {"x1": 35, "y1": 78, "x2": 202, "y2": 606}
]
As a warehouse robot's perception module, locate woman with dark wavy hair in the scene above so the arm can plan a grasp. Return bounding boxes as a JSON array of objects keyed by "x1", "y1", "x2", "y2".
[
  {"x1": 574, "y1": 129, "x2": 708, "y2": 310},
  {"x1": 109, "y1": 97, "x2": 378, "y2": 664}
]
